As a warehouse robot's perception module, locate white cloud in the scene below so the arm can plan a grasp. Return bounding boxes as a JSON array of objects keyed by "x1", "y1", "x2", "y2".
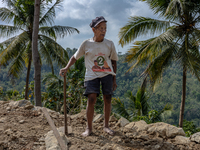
[
  {"x1": 56, "y1": 0, "x2": 96, "y2": 20},
  {"x1": 126, "y1": 1, "x2": 155, "y2": 18}
]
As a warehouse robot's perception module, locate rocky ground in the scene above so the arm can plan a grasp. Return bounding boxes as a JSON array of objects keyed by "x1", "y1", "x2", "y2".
[{"x1": 0, "y1": 100, "x2": 200, "y2": 150}]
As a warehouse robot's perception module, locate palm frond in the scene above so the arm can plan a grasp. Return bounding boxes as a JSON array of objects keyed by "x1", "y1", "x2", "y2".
[
  {"x1": 0, "y1": 36, "x2": 16, "y2": 48},
  {"x1": 125, "y1": 27, "x2": 178, "y2": 73},
  {"x1": 0, "y1": 25, "x2": 22, "y2": 37},
  {"x1": 0, "y1": 32, "x2": 29, "y2": 66},
  {"x1": 112, "y1": 97, "x2": 130, "y2": 119},
  {"x1": 42, "y1": 73, "x2": 63, "y2": 91},
  {"x1": 119, "y1": 16, "x2": 170, "y2": 47},
  {"x1": 39, "y1": 26, "x2": 79, "y2": 40},
  {"x1": 141, "y1": 0, "x2": 170, "y2": 17},
  {"x1": 39, "y1": 34, "x2": 68, "y2": 67},
  {"x1": 39, "y1": 0, "x2": 63, "y2": 26},
  {"x1": 143, "y1": 44, "x2": 177, "y2": 90},
  {"x1": 38, "y1": 40, "x2": 54, "y2": 74},
  {"x1": 165, "y1": 0, "x2": 184, "y2": 19},
  {"x1": 7, "y1": 45, "x2": 25, "y2": 78},
  {"x1": 0, "y1": 7, "x2": 16, "y2": 23}
]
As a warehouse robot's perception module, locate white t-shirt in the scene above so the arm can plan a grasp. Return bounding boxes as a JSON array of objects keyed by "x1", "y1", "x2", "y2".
[{"x1": 74, "y1": 38, "x2": 118, "y2": 81}]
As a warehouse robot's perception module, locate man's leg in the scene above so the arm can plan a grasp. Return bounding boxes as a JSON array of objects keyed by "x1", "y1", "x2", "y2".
[
  {"x1": 81, "y1": 93, "x2": 97, "y2": 137},
  {"x1": 103, "y1": 94, "x2": 114, "y2": 135}
]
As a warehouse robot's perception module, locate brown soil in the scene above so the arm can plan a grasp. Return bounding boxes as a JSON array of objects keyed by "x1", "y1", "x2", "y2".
[{"x1": 0, "y1": 100, "x2": 194, "y2": 150}]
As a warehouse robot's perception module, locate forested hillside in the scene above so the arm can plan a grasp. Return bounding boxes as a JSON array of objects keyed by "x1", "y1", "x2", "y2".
[{"x1": 1, "y1": 48, "x2": 200, "y2": 127}]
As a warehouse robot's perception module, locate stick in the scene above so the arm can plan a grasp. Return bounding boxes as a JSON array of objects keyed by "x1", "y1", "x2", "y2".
[
  {"x1": 63, "y1": 74, "x2": 68, "y2": 135},
  {"x1": 42, "y1": 107, "x2": 67, "y2": 150}
]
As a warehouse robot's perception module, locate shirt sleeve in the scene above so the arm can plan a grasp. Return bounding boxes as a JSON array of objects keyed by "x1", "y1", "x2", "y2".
[
  {"x1": 110, "y1": 41, "x2": 118, "y2": 61},
  {"x1": 74, "y1": 40, "x2": 86, "y2": 60}
]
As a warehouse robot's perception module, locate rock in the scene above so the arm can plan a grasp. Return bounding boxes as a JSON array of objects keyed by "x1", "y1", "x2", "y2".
[
  {"x1": 45, "y1": 127, "x2": 70, "y2": 150},
  {"x1": 0, "y1": 101, "x2": 9, "y2": 105},
  {"x1": 24, "y1": 105, "x2": 34, "y2": 110},
  {"x1": 109, "y1": 115, "x2": 118, "y2": 122},
  {"x1": 9, "y1": 100, "x2": 32, "y2": 109},
  {"x1": 190, "y1": 132, "x2": 200, "y2": 143},
  {"x1": 166, "y1": 125, "x2": 185, "y2": 138},
  {"x1": 174, "y1": 136, "x2": 189, "y2": 144},
  {"x1": 70, "y1": 109, "x2": 86, "y2": 120},
  {"x1": 19, "y1": 120, "x2": 25, "y2": 124},
  {"x1": 4, "y1": 129, "x2": 13, "y2": 135},
  {"x1": 147, "y1": 122, "x2": 168, "y2": 137},
  {"x1": 112, "y1": 144, "x2": 124, "y2": 150},
  {"x1": 125, "y1": 122, "x2": 135, "y2": 129},
  {"x1": 117, "y1": 117, "x2": 130, "y2": 127},
  {"x1": 132, "y1": 120, "x2": 148, "y2": 132},
  {"x1": 6, "y1": 107, "x2": 11, "y2": 111},
  {"x1": 136, "y1": 134, "x2": 149, "y2": 141},
  {"x1": 93, "y1": 114, "x2": 103, "y2": 123},
  {"x1": 0, "y1": 117, "x2": 6, "y2": 123}
]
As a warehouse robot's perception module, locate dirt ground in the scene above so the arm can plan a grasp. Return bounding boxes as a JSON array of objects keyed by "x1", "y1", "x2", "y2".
[{"x1": 0, "y1": 100, "x2": 193, "y2": 150}]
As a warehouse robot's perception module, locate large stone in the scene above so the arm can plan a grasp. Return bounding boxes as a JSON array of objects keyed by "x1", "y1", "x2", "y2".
[
  {"x1": 134, "y1": 120, "x2": 149, "y2": 132},
  {"x1": 117, "y1": 117, "x2": 130, "y2": 127},
  {"x1": 166, "y1": 125, "x2": 185, "y2": 138},
  {"x1": 125, "y1": 122, "x2": 135, "y2": 129},
  {"x1": 24, "y1": 104, "x2": 34, "y2": 110},
  {"x1": 45, "y1": 127, "x2": 70, "y2": 150},
  {"x1": 175, "y1": 136, "x2": 189, "y2": 144},
  {"x1": 0, "y1": 117, "x2": 6, "y2": 123},
  {"x1": 9, "y1": 100, "x2": 32, "y2": 109},
  {"x1": 147, "y1": 122, "x2": 168, "y2": 137},
  {"x1": 70, "y1": 109, "x2": 86, "y2": 120},
  {"x1": 190, "y1": 132, "x2": 200, "y2": 143},
  {"x1": 93, "y1": 114, "x2": 103, "y2": 123},
  {"x1": 109, "y1": 115, "x2": 118, "y2": 122}
]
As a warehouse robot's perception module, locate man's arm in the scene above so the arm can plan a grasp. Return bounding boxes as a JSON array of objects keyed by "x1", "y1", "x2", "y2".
[
  {"x1": 111, "y1": 60, "x2": 117, "y2": 91},
  {"x1": 59, "y1": 55, "x2": 77, "y2": 77}
]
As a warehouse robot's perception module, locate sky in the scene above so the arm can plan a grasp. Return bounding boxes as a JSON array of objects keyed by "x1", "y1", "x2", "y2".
[{"x1": 0, "y1": 0, "x2": 158, "y2": 54}]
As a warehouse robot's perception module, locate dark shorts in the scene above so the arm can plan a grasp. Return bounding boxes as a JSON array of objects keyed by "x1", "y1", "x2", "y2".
[{"x1": 84, "y1": 74, "x2": 113, "y2": 97}]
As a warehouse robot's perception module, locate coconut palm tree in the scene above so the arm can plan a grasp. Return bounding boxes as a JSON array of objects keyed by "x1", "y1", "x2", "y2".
[
  {"x1": 0, "y1": 0, "x2": 79, "y2": 100},
  {"x1": 32, "y1": 0, "x2": 41, "y2": 106},
  {"x1": 119, "y1": 0, "x2": 200, "y2": 127}
]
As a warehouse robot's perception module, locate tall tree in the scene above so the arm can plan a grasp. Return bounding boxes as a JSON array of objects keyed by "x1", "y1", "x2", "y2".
[
  {"x1": 0, "y1": 0, "x2": 79, "y2": 100},
  {"x1": 32, "y1": 0, "x2": 41, "y2": 106},
  {"x1": 119, "y1": 0, "x2": 200, "y2": 127}
]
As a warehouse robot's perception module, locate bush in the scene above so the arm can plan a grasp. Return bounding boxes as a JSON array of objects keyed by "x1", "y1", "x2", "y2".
[{"x1": 182, "y1": 119, "x2": 200, "y2": 137}]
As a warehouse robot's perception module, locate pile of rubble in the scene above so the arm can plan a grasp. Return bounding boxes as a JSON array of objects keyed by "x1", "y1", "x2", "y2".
[{"x1": 0, "y1": 100, "x2": 200, "y2": 150}]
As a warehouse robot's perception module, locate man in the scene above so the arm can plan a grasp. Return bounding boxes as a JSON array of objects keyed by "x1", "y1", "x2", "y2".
[
  {"x1": 59, "y1": 16, "x2": 118, "y2": 137},
  {"x1": 92, "y1": 60, "x2": 102, "y2": 71}
]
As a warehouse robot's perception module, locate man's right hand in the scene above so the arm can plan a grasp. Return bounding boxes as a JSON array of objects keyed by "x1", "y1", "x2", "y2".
[{"x1": 59, "y1": 68, "x2": 68, "y2": 77}]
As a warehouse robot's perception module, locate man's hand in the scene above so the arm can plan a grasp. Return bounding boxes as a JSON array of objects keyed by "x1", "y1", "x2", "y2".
[
  {"x1": 113, "y1": 80, "x2": 117, "y2": 91},
  {"x1": 59, "y1": 68, "x2": 68, "y2": 77}
]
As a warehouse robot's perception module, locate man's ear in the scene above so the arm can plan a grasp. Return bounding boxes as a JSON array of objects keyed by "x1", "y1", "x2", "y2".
[{"x1": 92, "y1": 27, "x2": 95, "y2": 33}]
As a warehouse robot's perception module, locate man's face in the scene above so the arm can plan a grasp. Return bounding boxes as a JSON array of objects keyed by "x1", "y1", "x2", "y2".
[
  {"x1": 93, "y1": 22, "x2": 107, "y2": 40},
  {"x1": 94, "y1": 61, "x2": 98, "y2": 66}
]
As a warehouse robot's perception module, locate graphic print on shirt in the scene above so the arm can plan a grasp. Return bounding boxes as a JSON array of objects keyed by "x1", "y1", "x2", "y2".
[{"x1": 92, "y1": 53, "x2": 111, "y2": 72}]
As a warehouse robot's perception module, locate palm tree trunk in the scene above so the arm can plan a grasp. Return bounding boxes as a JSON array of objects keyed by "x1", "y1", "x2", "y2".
[
  {"x1": 24, "y1": 55, "x2": 32, "y2": 100},
  {"x1": 179, "y1": 66, "x2": 186, "y2": 127},
  {"x1": 32, "y1": 0, "x2": 42, "y2": 106}
]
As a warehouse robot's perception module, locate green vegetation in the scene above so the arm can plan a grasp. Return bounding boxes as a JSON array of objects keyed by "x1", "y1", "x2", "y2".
[
  {"x1": 119, "y1": 0, "x2": 200, "y2": 127},
  {"x1": 1, "y1": 51, "x2": 200, "y2": 129},
  {"x1": 0, "y1": 0, "x2": 79, "y2": 100}
]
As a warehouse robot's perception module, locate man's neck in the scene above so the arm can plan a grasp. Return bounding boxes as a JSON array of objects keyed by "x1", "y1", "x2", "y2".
[{"x1": 93, "y1": 36, "x2": 104, "y2": 42}]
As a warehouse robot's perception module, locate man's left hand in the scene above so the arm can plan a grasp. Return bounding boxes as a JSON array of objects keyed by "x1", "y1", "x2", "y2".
[{"x1": 113, "y1": 81, "x2": 117, "y2": 91}]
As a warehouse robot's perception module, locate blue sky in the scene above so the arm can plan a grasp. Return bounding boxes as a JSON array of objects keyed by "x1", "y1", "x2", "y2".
[{"x1": 0, "y1": 0, "x2": 157, "y2": 54}]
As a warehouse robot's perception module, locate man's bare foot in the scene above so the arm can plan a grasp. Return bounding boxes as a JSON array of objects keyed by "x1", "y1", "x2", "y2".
[
  {"x1": 103, "y1": 127, "x2": 115, "y2": 135},
  {"x1": 81, "y1": 128, "x2": 92, "y2": 137}
]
